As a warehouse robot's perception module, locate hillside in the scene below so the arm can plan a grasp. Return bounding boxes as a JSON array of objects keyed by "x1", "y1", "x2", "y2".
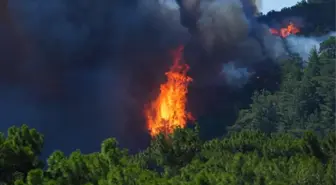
[
  {"x1": 258, "y1": 0, "x2": 335, "y2": 35},
  {"x1": 0, "y1": 1, "x2": 335, "y2": 185}
]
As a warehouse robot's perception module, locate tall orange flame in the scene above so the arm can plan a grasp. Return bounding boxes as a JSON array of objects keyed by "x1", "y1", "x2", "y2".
[
  {"x1": 145, "y1": 45, "x2": 194, "y2": 137},
  {"x1": 269, "y1": 22, "x2": 300, "y2": 38}
]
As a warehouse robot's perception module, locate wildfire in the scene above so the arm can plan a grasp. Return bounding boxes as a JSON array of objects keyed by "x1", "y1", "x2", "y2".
[
  {"x1": 269, "y1": 22, "x2": 300, "y2": 38},
  {"x1": 145, "y1": 45, "x2": 194, "y2": 137}
]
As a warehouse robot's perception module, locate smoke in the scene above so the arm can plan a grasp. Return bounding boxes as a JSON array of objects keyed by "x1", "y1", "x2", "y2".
[
  {"x1": 176, "y1": 0, "x2": 286, "y2": 87},
  {"x1": 285, "y1": 32, "x2": 336, "y2": 61},
  {"x1": 0, "y1": 0, "x2": 303, "y2": 156},
  {"x1": 221, "y1": 62, "x2": 253, "y2": 87},
  {"x1": 198, "y1": 0, "x2": 249, "y2": 49},
  {"x1": 1, "y1": 0, "x2": 190, "y2": 156}
]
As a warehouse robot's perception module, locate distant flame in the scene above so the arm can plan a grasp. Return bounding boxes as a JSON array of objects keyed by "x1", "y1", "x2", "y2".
[
  {"x1": 269, "y1": 22, "x2": 300, "y2": 38},
  {"x1": 145, "y1": 45, "x2": 194, "y2": 137}
]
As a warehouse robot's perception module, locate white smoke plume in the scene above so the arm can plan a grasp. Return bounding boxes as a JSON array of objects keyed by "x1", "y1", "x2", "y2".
[{"x1": 285, "y1": 32, "x2": 336, "y2": 61}]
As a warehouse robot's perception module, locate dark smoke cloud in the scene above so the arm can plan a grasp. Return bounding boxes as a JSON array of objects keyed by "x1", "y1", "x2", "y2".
[
  {"x1": 0, "y1": 0, "x2": 286, "y2": 156},
  {"x1": 176, "y1": 0, "x2": 286, "y2": 86},
  {"x1": 1, "y1": 0, "x2": 189, "y2": 156}
]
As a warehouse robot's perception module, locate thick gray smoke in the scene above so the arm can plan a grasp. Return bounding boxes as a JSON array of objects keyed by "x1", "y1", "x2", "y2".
[{"x1": 176, "y1": 0, "x2": 286, "y2": 86}]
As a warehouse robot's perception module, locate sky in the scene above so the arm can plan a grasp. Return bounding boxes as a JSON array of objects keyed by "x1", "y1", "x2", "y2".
[
  {"x1": 261, "y1": 0, "x2": 301, "y2": 13},
  {"x1": 162, "y1": 0, "x2": 302, "y2": 14}
]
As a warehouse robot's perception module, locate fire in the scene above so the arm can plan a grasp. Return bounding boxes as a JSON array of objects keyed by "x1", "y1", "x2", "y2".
[
  {"x1": 145, "y1": 45, "x2": 194, "y2": 137},
  {"x1": 269, "y1": 22, "x2": 300, "y2": 38}
]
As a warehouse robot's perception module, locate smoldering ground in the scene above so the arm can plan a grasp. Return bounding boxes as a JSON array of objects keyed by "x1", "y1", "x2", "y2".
[{"x1": 0, "y1": 0, "x2": 291, "y2": 156}]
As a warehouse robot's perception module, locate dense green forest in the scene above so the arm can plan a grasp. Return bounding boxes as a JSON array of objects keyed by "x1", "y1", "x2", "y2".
[{"x1": 1, "y1": 1, "x2": 335, "y2": 185}]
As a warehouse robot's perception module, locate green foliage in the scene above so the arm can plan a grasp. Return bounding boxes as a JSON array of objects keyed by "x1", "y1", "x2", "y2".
[
  {"x1": 0, "y1": 126, "x2": 332, "y2": 185},
  {"x1": 146, "y1": 125, "x2": 202, "y2": 176},
  {"x1": 320, "y1": 36, "x2": 336, "y2": 60},
  {"x1": 0, "y1": 125, "x2": 44, "y2": 185},
  {"x1": 232, "y1": 36, "x2": 335, "y2": 136}
]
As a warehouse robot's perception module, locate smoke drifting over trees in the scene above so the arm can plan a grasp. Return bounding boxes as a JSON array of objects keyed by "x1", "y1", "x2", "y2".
[{"x1": 0, "y1": 0, "x2": 333, "y2": 156}]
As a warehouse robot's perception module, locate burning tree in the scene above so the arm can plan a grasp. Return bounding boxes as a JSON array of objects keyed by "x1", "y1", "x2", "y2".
[
  {"x1": 269, "y1": 22, "x2": 300, "y2": 38},
  {"x1": 145, "y1": 45, "x2": 194, "y2": 137}
]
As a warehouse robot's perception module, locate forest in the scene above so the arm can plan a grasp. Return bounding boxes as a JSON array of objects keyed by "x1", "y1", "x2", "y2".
[{"x1": 0, "y1": 0, "x2": 335, "y2": 185}]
